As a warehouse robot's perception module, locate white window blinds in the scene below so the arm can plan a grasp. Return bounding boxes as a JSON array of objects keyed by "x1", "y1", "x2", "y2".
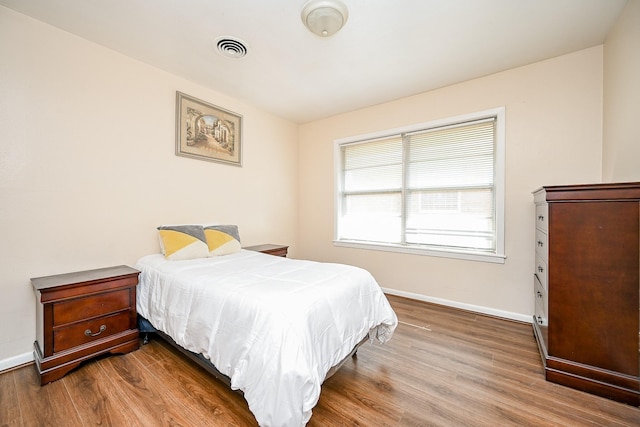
[
  {"x1": 405, "y1": 119, "x2": 496, "y2": 251},
  {"x1": 337, "y1": 113, "x2": 501, "y2": 258},
  {"x1": 341, "y1": 136, "x2": 403, "y2": 243}
]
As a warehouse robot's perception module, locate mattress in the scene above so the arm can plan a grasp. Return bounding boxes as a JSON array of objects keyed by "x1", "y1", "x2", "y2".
[{"x1": 135, "y1": 250, "x2": 397, "y2": 427}]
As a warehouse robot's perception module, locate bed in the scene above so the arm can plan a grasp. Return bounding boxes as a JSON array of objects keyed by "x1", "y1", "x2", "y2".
[{"x1": 135, "y1": 249, "x2": 398, "y2": 427}]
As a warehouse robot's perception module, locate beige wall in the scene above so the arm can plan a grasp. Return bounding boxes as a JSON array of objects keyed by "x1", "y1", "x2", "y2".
[
  {"x1": 298, "y1": 47, "x2": 604, "y2": 320},
  {"x1": 603, "y1": 0, "x2": 640, "y2": 182},
  {"x1": 0, "y1": 7, "x2": 299, "y2": 365}
]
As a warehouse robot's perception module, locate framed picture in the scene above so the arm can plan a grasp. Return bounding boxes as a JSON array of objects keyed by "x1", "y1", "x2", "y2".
[{"x1": 175, "y1": 91, "x2": 242, "y2": 166}]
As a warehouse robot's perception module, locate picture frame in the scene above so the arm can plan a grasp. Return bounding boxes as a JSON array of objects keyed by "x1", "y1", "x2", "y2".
[{"x1": 175, "y1": 91, "x2": 242, "y2": 166}]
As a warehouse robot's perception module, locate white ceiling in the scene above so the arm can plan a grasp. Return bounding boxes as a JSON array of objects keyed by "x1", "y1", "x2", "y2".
[{"x1": 0, "y1": 0, "x2": 627, "y2": 123}]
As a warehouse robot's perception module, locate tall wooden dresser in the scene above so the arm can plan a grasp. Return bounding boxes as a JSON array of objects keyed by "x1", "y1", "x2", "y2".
[{"x1": 532, "y1": 182, "x2": 640, "y2": 405}]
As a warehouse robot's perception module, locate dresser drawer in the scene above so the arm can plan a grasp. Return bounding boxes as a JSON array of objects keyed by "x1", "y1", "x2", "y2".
[
  {"x1": 53, "y1": 311, "x2": 131, "y2": 353},
  {"x1": 534, "y1": 253, "x2": 548, "y2": 291},
  {"x1": 53, "y1": 289, "x2": 131, "y2": 326},
  {"x1": 534, "y1": 275, "x2": 547, "y2": 322},
  {"x1": 534, "y1": 287, "x2": 547, "y2": 326},
  {"x1": 534, "y1": 300, "x2": 547, "y2": 326},
  {"x1": 535, "y1": 229, "x2": 548, "y2": 261},
  {"x1": 535, "y1": 203, "x2": 548, "y2": 232}
]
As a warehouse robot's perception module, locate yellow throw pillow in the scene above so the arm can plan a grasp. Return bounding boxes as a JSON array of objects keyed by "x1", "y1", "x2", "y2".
[
  {"x1": 157, "y1": 225, "x2": 209, "y2": 260},
  {"x1": 204, "y1": 225, "x2": 241, "y2": 256}
]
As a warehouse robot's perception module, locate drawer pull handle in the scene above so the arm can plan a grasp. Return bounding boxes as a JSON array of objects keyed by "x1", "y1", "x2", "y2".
[
  {"x1": 537, "y1": 291, "x2": 542, "y2": 298},
  {"x1": 537, "y1": 316, "x2": 544, "y2": 325},
  {"x1": 84, "y1": 325, "x2": 106, "y2": 337},
  {"x1": 537, "y1": 266, "x2": 544, "y2": 273},
  {"x1": 537, "y1": 240, "x2": 544, "y2": 247},
  {"x1": 538, "y1": 215, "x2": 545, "y2": 222}
]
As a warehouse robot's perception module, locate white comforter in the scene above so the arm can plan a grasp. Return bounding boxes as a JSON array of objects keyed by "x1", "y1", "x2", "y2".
[{"x1": 135, "y1": 250, "x2": 397, "y2": 427}]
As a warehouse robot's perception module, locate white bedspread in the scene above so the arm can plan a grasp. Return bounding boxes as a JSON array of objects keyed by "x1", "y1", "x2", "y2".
[{"x1": 135, "y1": 250, "x2": 397, "y2": 427}]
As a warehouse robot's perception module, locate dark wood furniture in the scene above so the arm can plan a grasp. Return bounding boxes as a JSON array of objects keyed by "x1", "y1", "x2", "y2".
[
  {"x1": 532, "y1": 182, "x2": 640, "y2": 406},
  {"x1": 244, "y1": 243, "x2": 289, "y2": 257},
  {"x1": 31, "y1": 265, "x2": 140, "y2": 385}
]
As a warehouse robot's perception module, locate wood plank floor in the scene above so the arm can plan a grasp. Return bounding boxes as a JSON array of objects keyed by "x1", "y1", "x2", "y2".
[{"x1": 2, "y1": 295, "x2": 639, "y2": 426}]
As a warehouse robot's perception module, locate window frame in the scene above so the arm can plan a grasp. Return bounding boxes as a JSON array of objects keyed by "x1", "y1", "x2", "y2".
[{"x1": 333, "y1": 107, "x2": 506, "y2": 264}]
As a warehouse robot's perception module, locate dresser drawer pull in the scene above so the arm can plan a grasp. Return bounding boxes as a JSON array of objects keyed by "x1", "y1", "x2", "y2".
[
  {"x1": 537, "y1": 290, "x2": 543, "y2": 298},
  {"x1": 537, "y1": 240, "x2": 544, "y2": 247},
  {"x1": 537, "y1": 266, "x2": 544, "y2": 273},
  {"x1": 536, "y1": 316, "x2": 544, "y2": 325},
  {"x1": 84, "y1": 325, "x2": 106, "y2": 337},
  {"x1": 538, "y1": 215, "x2": 545, "y2": 222}
]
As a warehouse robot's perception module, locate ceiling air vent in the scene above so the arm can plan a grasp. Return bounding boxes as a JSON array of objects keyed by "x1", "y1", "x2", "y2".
[{"x1": 215, "y1": 37, "x2": 248, "y2": 59}]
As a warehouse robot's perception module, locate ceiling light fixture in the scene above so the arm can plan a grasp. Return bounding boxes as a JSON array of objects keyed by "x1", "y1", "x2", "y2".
[{"x1": 301, "y1": 0, "x2": 349, "y2": 38}]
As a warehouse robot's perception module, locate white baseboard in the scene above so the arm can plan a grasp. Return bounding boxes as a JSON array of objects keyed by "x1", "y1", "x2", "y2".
[
  {"x1": 0, "y1": 351, "x2": 34, "y2": 373},
  {"x1": 382, "y1": 287, "x2": 532, "y2": 324}
]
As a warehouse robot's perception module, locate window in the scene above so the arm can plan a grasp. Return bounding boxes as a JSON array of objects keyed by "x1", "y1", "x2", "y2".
[{"x1": 334, "y1": 108, "x2": 505, "y2": 263}]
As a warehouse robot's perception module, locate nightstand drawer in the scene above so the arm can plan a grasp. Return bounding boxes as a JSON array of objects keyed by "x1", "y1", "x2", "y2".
[
  {"x1": 244, "y1": 244, "x2": 289, "y2": 257},
  {"x1": 53, "y1": 289, "x2": 131, "y2": 326},
  {"x1": 262, "y1": 247, "x2": 288, "y2": 257},
  {"x1": 53, "y1": 311, "x2": 130, "y2": 353}
]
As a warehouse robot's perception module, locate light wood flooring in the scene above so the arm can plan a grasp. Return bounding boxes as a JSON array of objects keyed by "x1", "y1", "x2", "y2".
[{"x1": 2, "y1": 295, "x2": 639, "y2": 426}]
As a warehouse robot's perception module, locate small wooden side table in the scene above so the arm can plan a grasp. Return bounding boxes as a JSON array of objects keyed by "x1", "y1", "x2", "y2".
[
  {"x1": 31, "y1": 265, "x2": 140, "y2": 385},
  {"x1": 244, "y1": 244, "x2": 289, "y2": 257}
]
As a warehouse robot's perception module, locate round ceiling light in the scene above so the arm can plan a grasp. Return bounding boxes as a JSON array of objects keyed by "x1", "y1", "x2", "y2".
[
  {"x1": 301, "y1": 0, "x2": 349, "y2": 37},
  {"x1": 215, "y1": 37, "x2": 249, "y2": 59}
]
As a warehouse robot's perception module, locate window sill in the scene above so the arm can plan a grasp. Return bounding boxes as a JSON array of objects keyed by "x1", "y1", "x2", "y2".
[{"x1": 333, "y1": 240, "x2": 506, "y2": 264}]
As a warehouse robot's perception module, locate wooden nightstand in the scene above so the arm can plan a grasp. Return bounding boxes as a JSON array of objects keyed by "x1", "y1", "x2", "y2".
[
  {"x1": 31, "y1": 265, "x2": 140, "y2": 385},
  {"x1": 244, "y1": 244, "x2": 289, "y2": 257}
]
